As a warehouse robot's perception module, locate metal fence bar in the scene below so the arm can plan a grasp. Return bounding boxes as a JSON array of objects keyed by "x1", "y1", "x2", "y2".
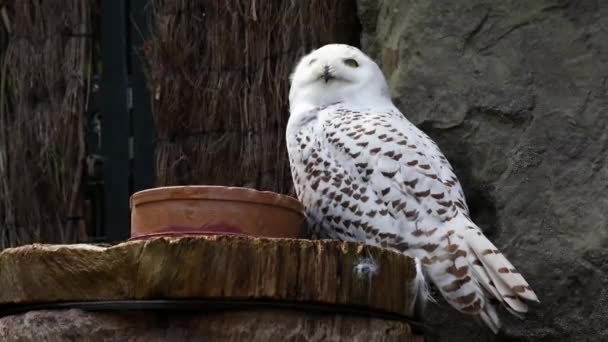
[
  {"x1": 130, "y1": 0, "x2": 156, "y2": 192},
  {"x1": 100, "y1": 0, "x2": 131, "y2": 242}
]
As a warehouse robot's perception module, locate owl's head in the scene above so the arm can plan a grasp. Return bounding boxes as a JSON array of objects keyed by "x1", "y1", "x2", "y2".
[{"x1": 288, "y1": 44, "x2": 392, "y2": 113}]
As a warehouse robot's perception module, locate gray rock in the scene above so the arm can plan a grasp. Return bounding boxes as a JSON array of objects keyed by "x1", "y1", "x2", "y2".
[{"x1": 358, "y1": 0, "x2": 608, "y2": 341}]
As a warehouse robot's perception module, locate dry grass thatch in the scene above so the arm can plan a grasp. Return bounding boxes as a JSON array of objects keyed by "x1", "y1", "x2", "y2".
[
  {"x1": 0, "y1": 0, "x2": 358, "y2": 248},
  {"x1": 0, "y1": 0, "x2": 96, "y2": 248},
  {"x1": 143, "y1": 0, "x2": 359, "y2": 194}
]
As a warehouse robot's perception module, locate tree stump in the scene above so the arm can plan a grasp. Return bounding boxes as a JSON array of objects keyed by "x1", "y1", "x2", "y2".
[{"x1": 0, "y1": 236, "x2": 424, "y2": 341}]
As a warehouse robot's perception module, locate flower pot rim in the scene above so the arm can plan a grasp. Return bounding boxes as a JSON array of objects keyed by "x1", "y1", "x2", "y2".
[{"x1": 130, "y1": 185, "x2": 304, "y2": 215}]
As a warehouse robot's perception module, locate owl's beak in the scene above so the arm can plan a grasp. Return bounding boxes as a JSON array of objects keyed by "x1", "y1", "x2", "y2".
[{"x1": 321, "y1": 65, "x2": 335, "y2": 83}]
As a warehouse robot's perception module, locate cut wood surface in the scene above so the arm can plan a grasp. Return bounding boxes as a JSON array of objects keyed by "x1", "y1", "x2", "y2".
[{"x1": 0, "y1": 236, "x2": 420, "y2": 318}]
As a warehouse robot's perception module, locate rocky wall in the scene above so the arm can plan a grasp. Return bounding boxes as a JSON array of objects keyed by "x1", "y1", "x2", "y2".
[{"x1": 357, "y1": 1, "x2": 608, "y2": 341}]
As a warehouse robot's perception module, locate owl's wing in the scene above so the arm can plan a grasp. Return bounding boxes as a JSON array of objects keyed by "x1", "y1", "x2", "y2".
[
  {"x1": 321, "y1": 108, "x2": 467, "y2": 237},
  {"x1": 287, "y1": 106, "x2": 402, "y2": 243},
  {"x1": 320, "y1": 107, "x2": 538, "y2": 329}
]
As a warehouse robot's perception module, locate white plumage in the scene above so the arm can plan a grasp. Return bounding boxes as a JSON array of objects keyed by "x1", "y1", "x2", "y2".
[{"x1": 285, "y1": 44, "x2": 538, "y2": 333}]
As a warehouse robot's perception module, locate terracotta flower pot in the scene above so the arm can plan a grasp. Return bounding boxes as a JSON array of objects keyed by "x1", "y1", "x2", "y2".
[{"x1": 129, "y1": 186, "x2": 306, "y2": 240}]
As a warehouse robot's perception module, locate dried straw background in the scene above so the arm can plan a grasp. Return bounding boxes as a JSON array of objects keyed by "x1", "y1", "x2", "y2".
[
  {"x1": 143, "y1": 0, "x2": 359, "y2": 194},
  {"x1": 0, "y1": 1, "x2": 96, "y2": 248},
  {"x1": 0, "y1": 0, "x2": 358, "y2": 248}
]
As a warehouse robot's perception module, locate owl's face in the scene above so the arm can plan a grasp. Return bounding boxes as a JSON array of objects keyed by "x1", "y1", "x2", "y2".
[{"x1": 288, "y1": 44, "x2": 391, "y2": 113}]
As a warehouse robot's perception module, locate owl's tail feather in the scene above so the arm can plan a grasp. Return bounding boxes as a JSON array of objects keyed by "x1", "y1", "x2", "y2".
[
  {"x1": 477, "y1": 301, "x2": 500, "y2": 334},
  {"x1": 465, "y1": 224, "x2": 539, "y2": 317}
]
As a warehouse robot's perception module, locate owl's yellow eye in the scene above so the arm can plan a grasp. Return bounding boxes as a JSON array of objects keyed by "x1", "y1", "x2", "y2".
[{"x1": 343, "y1": 58, "x2": 359, "y2": 68}]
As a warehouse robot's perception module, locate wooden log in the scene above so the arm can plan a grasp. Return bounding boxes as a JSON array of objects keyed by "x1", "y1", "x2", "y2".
[{"x1": 0, "y1": 236, "x2": 424, "y2": 341}]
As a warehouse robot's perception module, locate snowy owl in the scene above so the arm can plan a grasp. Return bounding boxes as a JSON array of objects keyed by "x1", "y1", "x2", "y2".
[{"x1": 285, "y1": 44, "x2": 538, "y2": 333}]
